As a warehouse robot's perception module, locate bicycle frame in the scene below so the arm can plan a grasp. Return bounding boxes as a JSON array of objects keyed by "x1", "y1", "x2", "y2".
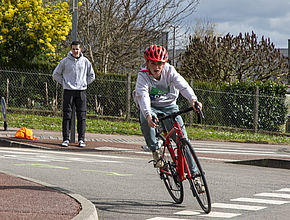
[
  {"x1": 155, "y1": 105, "x2": 211, "y2": 213},
  {"x1": 159, "y1": 116, "x2": 195, "y2": 182}
]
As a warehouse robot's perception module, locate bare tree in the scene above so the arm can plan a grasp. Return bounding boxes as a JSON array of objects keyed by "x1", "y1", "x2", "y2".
[
  {"x1": 180, "y1": 32, "x2": 289, "y2": 83},
  {"x1": 77, "y1": 0, "x2": 200, "y2": 73},
  {"x1": 191, "y1": 18, "x2": 218, "y2": 38}
]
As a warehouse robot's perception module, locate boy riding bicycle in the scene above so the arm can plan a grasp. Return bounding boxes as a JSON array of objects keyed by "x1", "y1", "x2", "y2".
[{"x1": 133, "y1": 44, "x2": 202, "y2": 172}]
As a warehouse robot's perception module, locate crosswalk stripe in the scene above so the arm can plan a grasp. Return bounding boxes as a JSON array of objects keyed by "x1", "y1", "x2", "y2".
[
  {"x1": 174, "y1": 210, "x2": 202, "y2": 215},
  {"x1": 199, "y1": 211, "x2": 241, "y2": 218},
  {"x1": 147, "y1": 217, "x2": 188, "y2": 220},
  {"x1": 255, "y1": 193, "x2": 290, "y2": 199},
  {"x1": 231, "y1": 197, "x2": 290, "y2": 205},
  {"x1": 212, "y1": 203, "x2": 266, "y2": 210},
  {"x1": 175, "y1": 210, "x2": 241, "y2": 218},
  {"x1": 276, "y1": 188, "x2": 290, "y2": 192}
]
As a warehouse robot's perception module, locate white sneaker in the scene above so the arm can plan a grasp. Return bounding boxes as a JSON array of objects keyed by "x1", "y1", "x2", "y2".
[
  {"x1": 61, "y1": 140, "x2": 69, "y2": 147},
  {"x1": 152, "y1": 149, "x2": 164, "y2": 168},
  {"x1": 194, "y1": 178, "x2": 205, "y2": 194},
  {"x1": 78, "y1": 140, "x2": 86, "y2": 147}
]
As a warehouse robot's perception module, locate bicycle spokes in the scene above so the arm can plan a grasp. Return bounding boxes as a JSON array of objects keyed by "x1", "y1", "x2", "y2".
[{"x1": 160, "y1": 159, "x2": 184, "y2": 204}]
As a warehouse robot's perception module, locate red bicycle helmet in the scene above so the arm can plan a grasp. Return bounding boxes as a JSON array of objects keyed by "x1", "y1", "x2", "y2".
[{"x1": 144, "y1": 45, "x2": 168, "y2": 62}]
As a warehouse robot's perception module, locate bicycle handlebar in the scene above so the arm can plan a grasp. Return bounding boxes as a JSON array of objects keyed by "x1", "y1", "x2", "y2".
[{"x1": 159, "y1": 102, "x2": 204, "y2": 123}]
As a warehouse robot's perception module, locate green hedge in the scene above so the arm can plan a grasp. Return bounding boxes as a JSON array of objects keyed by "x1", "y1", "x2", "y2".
[{"x1": 221, "y1": 80, "x2": 287, "y2": 131}]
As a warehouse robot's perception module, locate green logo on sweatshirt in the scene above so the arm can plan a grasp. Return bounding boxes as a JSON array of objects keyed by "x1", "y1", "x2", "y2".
[
  {"x1": 150, "y1": 87, "x2": 169, "y2": 100},
  {"x1": 150, "y1": 87, "x2": 169, "y2": 95}
]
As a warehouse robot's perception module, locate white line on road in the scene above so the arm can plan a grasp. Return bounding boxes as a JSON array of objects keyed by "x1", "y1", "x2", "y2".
[
  {"x1": 195, "y1": 147, "x2": 275, "y2": 154},
  {"x1": 175, "y1": 210, "x2": 241, "y2": 218},
  {"x1": 0, "y1": 147, "x2": 135, "y2": 160},
  {"x1": 147, "y1": 217, "x2": 189, "y2": 220},
  {"x1": 255, "y1": 193, "x2": 290, "y2": 199},
  {"x1": 199, "y1": 211, "x2": 241, "y2": 218},
  {"x1": 0, "y1": 154, "x2": 123, "y2": 163},
  {"x1": 212, "y1": 203, "x2": 266, "y2": 210},
  {"x1": 231, "y1": 197, "x2": 290, "y2": 205},
  {"x1": 0, "y1": 149, "x2": 37, "y2": 155},
  {"x1": 195, "y1": 149, "x2": 290, "y2": 158},
  {"x1": 276, "y1": 188, "x2": 290, "y2": 193},
  {"x1": 174, "y1": 210, "x2": 202, "y2": 215}
]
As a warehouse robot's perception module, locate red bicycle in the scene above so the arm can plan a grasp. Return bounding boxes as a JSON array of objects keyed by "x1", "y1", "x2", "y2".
[{"x1": 153, "y1": 103, "x2": 211, "y2": 213}]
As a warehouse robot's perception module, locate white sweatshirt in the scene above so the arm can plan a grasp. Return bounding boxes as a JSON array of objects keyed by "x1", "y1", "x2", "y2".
[{"x1": 134, "y1": 62, "x2": 197, "y2": 118}]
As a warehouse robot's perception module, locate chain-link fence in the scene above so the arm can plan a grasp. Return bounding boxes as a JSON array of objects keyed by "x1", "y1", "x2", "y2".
[{"x1": 0, "y1": 67, "x2": 289, "y2": 133}]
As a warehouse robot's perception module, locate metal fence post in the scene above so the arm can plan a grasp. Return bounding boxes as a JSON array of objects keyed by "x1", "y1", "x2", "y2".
[
  {"x1": 6, "y1": 78, "x2": 9, "y2": 105},
  {"x1": 189, "y1": 79, "x2": 194, "y2": 125},
  {"x1": 126, "y1": 72, "x2": 131, "y2": 121},
  {"x1": 254, "y1": 86, "x2": 259, "y2": 132}
]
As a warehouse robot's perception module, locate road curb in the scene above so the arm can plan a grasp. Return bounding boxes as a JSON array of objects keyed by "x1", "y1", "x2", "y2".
[
  {"x1": 0, "y1": 138, "x2": 51, "y2": 150},
  {"x1": 0, "y1": 169, "x2": 99, "y2": 220}
]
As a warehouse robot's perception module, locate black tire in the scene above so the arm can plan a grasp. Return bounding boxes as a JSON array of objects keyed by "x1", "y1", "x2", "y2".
[
  {"x1": 181, "y1": 139, "x2": 211, "y2": 213},
  {"x1": 160, "y1": 139, "x2": 184, "y2": 204}
]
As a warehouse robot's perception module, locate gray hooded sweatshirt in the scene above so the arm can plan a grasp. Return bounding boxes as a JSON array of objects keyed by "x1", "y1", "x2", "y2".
[
  {"x1": 134, "y1": 62, "x2": 197, "y2": 118},
  {"x1": 53, "y1": 51, "x2": 95, "y2": 90}
]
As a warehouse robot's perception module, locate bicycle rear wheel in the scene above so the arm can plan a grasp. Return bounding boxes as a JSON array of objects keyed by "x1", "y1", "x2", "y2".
[
  {"x1": 181, "y1": 139, "x2": 211, "y2": 213},
  {"x1": 160, "y1": 140, "x2": 184, "y2": 204}
]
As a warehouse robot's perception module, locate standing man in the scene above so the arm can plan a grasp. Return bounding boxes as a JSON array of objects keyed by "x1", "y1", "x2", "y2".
[{"x1": 53, "y1": 41, "x2": 95, "y2": 147}]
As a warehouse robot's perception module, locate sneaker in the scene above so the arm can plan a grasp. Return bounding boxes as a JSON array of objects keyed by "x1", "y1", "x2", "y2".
[
  {"x1": 194, "y1": 178, "x2": 205, "y2": 194},
  {"x1": 61, "y1": 140, "x2": 69, "y2": 147},
  {"x1": 152, "y1": 149, "x2": 164, "y2": 168},
  {"x1": 78, "y1": 140, "x2": 86, "y2": 147},
  {"x1": 141, "y1": 145, "x2": 151, "y2": 152}
]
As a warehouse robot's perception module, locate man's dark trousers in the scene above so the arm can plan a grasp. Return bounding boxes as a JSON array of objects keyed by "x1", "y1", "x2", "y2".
[{"x1": 62, "y1": 89, "x2": 87, "y2": 142}]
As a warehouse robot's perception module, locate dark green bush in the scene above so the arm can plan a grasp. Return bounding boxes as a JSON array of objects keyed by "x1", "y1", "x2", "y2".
[{"x1": 221, "y1": 80, "x2": 287, "y2": 131}]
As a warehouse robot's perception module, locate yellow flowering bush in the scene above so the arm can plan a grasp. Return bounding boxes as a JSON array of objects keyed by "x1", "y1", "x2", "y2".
[{"x1": 0, "y1": 0, "x2": 72, "y2": 62}]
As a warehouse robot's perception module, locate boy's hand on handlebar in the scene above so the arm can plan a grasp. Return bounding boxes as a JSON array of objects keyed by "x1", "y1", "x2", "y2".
[
  {"x1": 193, "y1": 101, "x2": 202, "y2": 113},
  {"x1": 146, "y1": 114, "x2": 158, "y2": 128}
]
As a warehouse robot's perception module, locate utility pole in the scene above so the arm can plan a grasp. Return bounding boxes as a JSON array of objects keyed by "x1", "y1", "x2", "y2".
[
  {"x1": 172, "y1": 25, "x2": 176, "y2": 67},
  {"x1": 71, "y1": 0, "x2": 78, "y2": 42},
  {"x1": 287, "y1": 39, "x2": 290, "y2": 133},
  {"x1": 69, "y1": 0, "x2": 78, "y2": 143}
]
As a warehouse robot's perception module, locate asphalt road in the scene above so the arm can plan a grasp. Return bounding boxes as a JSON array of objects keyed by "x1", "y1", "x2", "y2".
[{"x1": 0, "y1": 146, "x2": 290, "y2": 220}]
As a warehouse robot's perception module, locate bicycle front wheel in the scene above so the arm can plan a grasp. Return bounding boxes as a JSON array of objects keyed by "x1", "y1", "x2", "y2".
[
  {"x1": 160, "y1": 140, "x2": 184, "y2": 204},
  {"x1": 181, "y1": 139, "x2": 211, "y2": 213}
]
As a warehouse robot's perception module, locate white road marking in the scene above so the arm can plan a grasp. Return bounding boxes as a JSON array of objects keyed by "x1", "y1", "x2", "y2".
[
  {"x1": 255, "y1": 193, "x2": 290, "y2": 199},
  {"x1": 231, "y1": 197, "x2": 290, "y2": 205},
  {"x1": 174, "y1": 210, "x2": 201, "y2": 215},
  {"x1": 0, "y1": 154, "x2": 122, "y2": 163},
  {"x1": 0, "y1": 148, "x2": 124, "y2": 163},
  {"x1": 147, "y1": 217, "x2": 188, "y2": 220},
  {"x1": 198, "y1": 157, "x2": 238, "y2": 162},
  {"x1": 95, "y1": 147, "x2": 137, "y2": 152},
  {"x1": 195, "y1": 147, "x2": 275, "y2": 154},
  {"x1": 0, "y1": 147, "x2": 134, "y2": 160},
  {"x1": 195, "y1": 149, "x2": 290, "y2": 158},
  {"x1": 0, "y1": 149, "x2": 37, "y2": 155},
  {"x1": 174, "y1": 210, "x2": 241, "y2": 218},
  {"x1": 212, "y1": 203, "x2": 266, "y2": 210},
  {"x1": 276, "y1": 188, "x2": 290, "y2": 193},
  {"x1": 199, "y1": 211, "x2": 241, "y2": 218}
]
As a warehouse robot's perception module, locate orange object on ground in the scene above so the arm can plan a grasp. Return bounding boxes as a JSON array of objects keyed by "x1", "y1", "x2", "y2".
[{"x1": 15, "y1": 127, "x2": 39, "y2": 140}]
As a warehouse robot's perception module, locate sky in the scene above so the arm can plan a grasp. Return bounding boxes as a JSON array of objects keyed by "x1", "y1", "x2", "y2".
[{"x1": 184, "y1": 0, "x2": 290, "y2": 49}]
